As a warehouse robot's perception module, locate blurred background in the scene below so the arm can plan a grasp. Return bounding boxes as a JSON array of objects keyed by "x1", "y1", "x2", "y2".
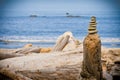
[{"x1": 0, "y1": 0, "x2": 120, "y2": 48}]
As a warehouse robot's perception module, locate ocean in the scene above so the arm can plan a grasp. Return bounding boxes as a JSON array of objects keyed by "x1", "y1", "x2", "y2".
[{"x1": 0, "y1": 15, "x2": 120, "y2": 48}]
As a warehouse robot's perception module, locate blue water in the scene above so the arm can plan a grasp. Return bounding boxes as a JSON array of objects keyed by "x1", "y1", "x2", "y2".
[{"x1": 0, "y1": 15, "x2": 120, "y2": 48}]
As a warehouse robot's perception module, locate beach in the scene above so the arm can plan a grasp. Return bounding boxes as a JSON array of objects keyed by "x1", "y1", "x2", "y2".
[
  {"x1": 0, "y1": 13, "x2": 120, "y2": 80},
  {"x1": 0, "y1": 15, "x2": 120, "y2": 80},
  {"x1": 0, "y1": 31, "x2": 120, "y2": 80},
  {"x1": 0, "y1": 0, "x2": 120, "y2": 80}
]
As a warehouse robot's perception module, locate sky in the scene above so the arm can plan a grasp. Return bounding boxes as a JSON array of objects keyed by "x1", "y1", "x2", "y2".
[{"x1": 0, "y1": 0, "x2": 120, "y2": 16}]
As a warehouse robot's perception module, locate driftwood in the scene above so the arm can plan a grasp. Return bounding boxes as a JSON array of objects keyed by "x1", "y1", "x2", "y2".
[
  {"x1": 0, "y1": 49, "x2": 23, "y2": 60},
  {"x1": 0, "y1": 49, "x2": 83, "y2": 80},
  {"x1": 52, "y1": 31, "x2": 80, "y2": 52},
  {"x1": 0, "y1": 46, "x2": 120, "y2": 80},
  {"x1": 0, "y1": 52, "x2": 23, "y2": 60},
  {"x1": 0, "y1": 30, "x2": 119, "y2": 80},
  {"x1": 0, "y1": 47, "x2": 41, "y2": 60},
  {"x1": 0, "y1": 68, "x2": 32, "y2": 80},
  {"x1": 52, "y1": 35, "x2": 70, "y2": 52},
  {"x1": 13, "y1": 47, "x2": 41, "y2": 54},
  {"x1": 0, "y1": 31, "x2": 81, "y2": 60}
]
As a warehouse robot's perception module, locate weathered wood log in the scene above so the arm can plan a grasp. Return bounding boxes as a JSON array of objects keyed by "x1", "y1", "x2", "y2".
[
  {"x1": 63, "y1": 37, "x2": 81, "y2": 51},
  {"x1": 52, "y1": 31, "x2": 80, "y2": 52},
  {"x1": 0, "y1": 49, "x2": 24, "y2": 60},
  {"x1": 0, "y1": 68, "x2": 32, "y2": 80},
  {"x1": 0, "y1": 64, "x2": 81, "y2": 80},
  {"x1": 0, "y1": 46, "x2": 119, "y2": 80},
  {"x1": 0, "y1": 52, "x2": 24, "y2": 60},
  {"x1": 52, "y1": 35, "x2": 64, "y2": 51},
  {"x1": 0, "y1": 49, "x2": 83, "y2": 80},
  {"x1": 80, "y1": 16, "x2": 102, "y2": 80},
  {"x1": 52, "y1": 33, "x2": 70, "y2": 52},
  {"x1": 55, "y1": 35, "x2": 70, "y2": 51},
  {"x1": 0, "y1": 47, "x2": 41, "y2": 60},
  {"x1": 14, "y1": 47, "x2": 41, "y2": 54}
]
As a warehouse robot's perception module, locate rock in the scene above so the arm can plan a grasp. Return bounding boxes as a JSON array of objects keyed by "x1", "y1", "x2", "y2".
[
  {"x1": 103, "y1": 71, "x2": 113, "y2": 80},
  {"x1": 80, "y1": 34, "x2": 102, "y2": 80},
  {"x1": 101, "y1": 48, "x2": 120, "y2": 80},
  {"x1": 30, "y1": 15, "x2": 37, "y2": 17},
  {"x1": 101, "y1": 48, "x2": 120, "y2": 74},
  {"x1": 88, "y1": 16, "x2": 98, "y2": 34},
  {"x1": 23, "y1": 44, "x2": 32, "y2": 48},
  {"x1": 80, "y1": 16, "x2": 102, "y2": 80},
  {"x1": 110, "y1": 61, "x2": 120, "y2": 80},
  {"x1": 40, "y1": 48, "x2": 52, "y2": 53}
]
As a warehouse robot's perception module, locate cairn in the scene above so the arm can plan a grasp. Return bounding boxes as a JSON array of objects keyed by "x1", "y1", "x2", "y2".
[
  {"x1": 80, "y1": 16, "x2": 103, "y2": 80},
  {"x1": 88, "y1": 16, "x2": 98, "y2": 34}
]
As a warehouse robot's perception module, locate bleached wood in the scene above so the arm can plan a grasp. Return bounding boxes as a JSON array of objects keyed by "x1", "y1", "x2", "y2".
[{"x1": 0, "y1": 49, "x2": 83, "y2": 80}]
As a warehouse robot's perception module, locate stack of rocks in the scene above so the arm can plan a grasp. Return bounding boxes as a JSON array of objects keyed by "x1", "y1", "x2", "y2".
[
  {"x1": 80, "y1": 16, "x2": 102, "y2": 80},
  {"x1": 88, "y1": 16, "x2": 98, "y2": 34}
]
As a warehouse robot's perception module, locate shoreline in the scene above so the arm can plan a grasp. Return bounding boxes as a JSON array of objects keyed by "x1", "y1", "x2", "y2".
[
  {"x1": 0, "y1": 44, "x2": 120, "y2": 80},
  {"x1": 0, "y1": 32, "x2": 120, "y2": 80},
  {"x1": 0, "y1": 41, "x2": 120, "y2": 49},
  {"x1": 0, "y1": 36, "x2": 120, "y2": 49}
]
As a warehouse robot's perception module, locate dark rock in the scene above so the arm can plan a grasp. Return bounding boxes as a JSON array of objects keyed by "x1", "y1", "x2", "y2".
[{"x1": 110, "y1": 61, "x2": 120, "y2": 80}]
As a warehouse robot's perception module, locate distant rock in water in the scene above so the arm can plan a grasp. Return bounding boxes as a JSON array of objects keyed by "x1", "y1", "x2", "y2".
[
  {"x1": 66, "y1": 12, "x2": 80, "y2": 18},
  {"x1": 29, "y1": 15, "x2": 37, "y2": 17},
  {"x1": 66, "y1": 15, "x2": 80, "y2": 18}
]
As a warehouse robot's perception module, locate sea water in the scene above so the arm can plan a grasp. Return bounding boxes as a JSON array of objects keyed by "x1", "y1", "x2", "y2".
[{"x1": 0, "y1": 15, "x2": 120, "y2": 48}]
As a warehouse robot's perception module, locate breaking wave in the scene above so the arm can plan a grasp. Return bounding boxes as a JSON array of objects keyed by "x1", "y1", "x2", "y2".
[
  {"x1": 0, "y1": 36, "x2": 120, "y2": 43},
  {"x1": 0, "y1": 36, "x2": 56, "y2": 43},
  {"x1": 101, "y1": 37, "x2": 120, "y2": 43}
]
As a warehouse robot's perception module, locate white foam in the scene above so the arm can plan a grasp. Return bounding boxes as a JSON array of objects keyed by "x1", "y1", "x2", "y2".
[
  {"x1": 1, "y1": 40, "x2": 55, "y2": 42},
  {"x1": 0, "y1": 36, "x2": 120, "y2": 43},
  {"x1": 101, "y1": 37, "x2": 120, "y2": 43},
  {"x1": 0, "y1": 36, "x2": 56, "y2": 43},
  {"x1": 77, "y1": 37, "x2": 120, "y2": 43}
]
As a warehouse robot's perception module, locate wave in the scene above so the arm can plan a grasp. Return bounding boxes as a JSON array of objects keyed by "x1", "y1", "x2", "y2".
[
  {"x1": 78, "y1": 37, "x2": 120, "y2": 43},
  {"x1": 0, "y1": 39, "x2": 55, "y2": 43},
  {"x1": 101, "y1": 37, "x2": 120, "y2": 43},
  {"x1": 0, "y1": 36, "x2": 56, "y2": 43},
  {"x1": 0, "y1": 36, "x2": 120, "y2": 43}
]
